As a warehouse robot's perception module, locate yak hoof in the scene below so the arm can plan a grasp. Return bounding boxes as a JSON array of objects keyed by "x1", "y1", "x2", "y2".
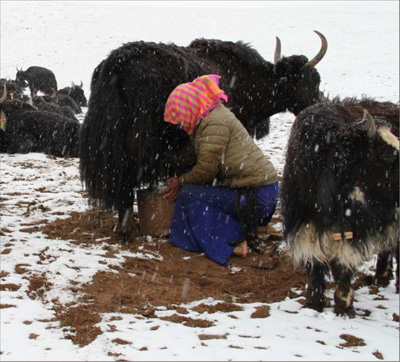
[
  {"x1": 113, "y1": 223, "x2": 131, "y2": 243},
  {"x1": 304, "y1": 300, "x2": 324, "y2": 313},
  {"x1": 334, "y1": 305, "x2": 356, "y2": 318},
  {"x1": 374, "y1": 275, "x2": 392, "y2": 288},
  {"x1": 359, "y1": 274, "x2": 374, "y2": 286}
]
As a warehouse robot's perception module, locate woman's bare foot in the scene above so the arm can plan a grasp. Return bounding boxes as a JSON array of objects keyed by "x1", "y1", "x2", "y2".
[{"x1": 233, "y1": 240, "x2": 248, "y2": 258}]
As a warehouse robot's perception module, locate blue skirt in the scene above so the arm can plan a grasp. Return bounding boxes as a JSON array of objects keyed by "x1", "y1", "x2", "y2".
[{"x1": 169, "y1": 182, "x2": 279, "y2": 266}]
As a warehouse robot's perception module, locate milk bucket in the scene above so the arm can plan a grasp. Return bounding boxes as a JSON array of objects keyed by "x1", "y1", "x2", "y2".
[{"x1": 136, "y1": 186, "x2": 176, "y2": 237}]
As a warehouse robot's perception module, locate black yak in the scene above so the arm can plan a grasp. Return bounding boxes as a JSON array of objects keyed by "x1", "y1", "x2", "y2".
[
  {"x1": 57, "y1": 82, "x2": 88, "y2": 107},
  {"x1": 15, "y1": 66, "x2": 58, "y2": 96},
  {"x1": 281, "y1": 100, "x2": 399, "y2": 317},
  {"x1": 80, "y1": 32, "x2": 328, "y2": 237},
  {"x1": 0, "y1": 86, "x2": 80, "y2": 157},
  {"x1": 53, "y1": 94, "x2": 82, "y2": 114},
  {"x1": 0, "y1": 78, "x2": 24, "y2": 100},
  {"x1": 32, "y1": 95, "x2": 77, "y2": 121},
  {"x1": 330, "y1": 96, "x2": 399, "y2": 137},
  {"x1": 35, "y1": 94, "x2": 82, "y2": 114},
  {"x1": 326, "y1": 96, "x2": 399, "y2": 289}
]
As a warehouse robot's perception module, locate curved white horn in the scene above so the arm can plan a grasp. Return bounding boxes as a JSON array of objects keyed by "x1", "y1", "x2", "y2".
[
  {"x1": 274, "y1": 36, "x2": 282, "y2": 64},
  {"x1": 305, "y1": 30, "x2": 328, "y2": 68},
  {"x1": 363, "y1": 109, "x2": 376, "y2": 138},
  {"x1": 0, "y1": 85, "x2": 7, "y2": 103}
]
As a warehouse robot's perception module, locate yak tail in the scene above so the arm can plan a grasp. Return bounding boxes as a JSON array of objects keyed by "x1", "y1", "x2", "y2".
[{"x1": 79, "y1": 63, "x2": 139, "y2": 212}]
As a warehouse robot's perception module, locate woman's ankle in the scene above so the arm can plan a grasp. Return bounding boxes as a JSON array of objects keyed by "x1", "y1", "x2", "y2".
[{"x1": 233, "y1": 240, "x2": 248, "y2": 257}]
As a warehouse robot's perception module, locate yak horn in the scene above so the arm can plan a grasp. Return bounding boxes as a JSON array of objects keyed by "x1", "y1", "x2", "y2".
[
  {"x1": 305, "y1": 30, "x2": 328, "y2": 68},
  {"x1": 274, "y1": 36, "x2": 282, "y2": 64},
  {"x1": 363, "y1": 109, "x2": 376, "y2": 138},
  {"x1": 79, "y1": 81, "x2": 83, "y2": 88},
  {"x1": 0, "y1": 85, "x2": 7, "y2": 103}
]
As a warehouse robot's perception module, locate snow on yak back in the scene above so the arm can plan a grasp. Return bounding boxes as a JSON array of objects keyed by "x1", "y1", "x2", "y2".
[
  {"x1": 79, "y1": 32, "x2": 328, "y2": 238},
  {"x1": 0, "y1": 85, "x2": 80, "y2": 158},
  {"x1": 281, "y1": 99, "x2": 399, "y2": 317}
]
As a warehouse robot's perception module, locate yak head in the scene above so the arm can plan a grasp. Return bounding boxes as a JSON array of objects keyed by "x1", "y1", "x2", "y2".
[
  {"x1": 273, "y1": 31, "x2": 327, "y2": 116},
  {"x1": 0, "y1": 85, "x2": 36, "y2": 125},
  {"x1": 0, "y1": 79, "x2": 23, "y2": 100},
  {"x1": 363, "y1": 111, "x2": 399, "y2": 205},
  {"x1": 343, "y1": 110, "x2": 400, "y2": 214},
  {"x1": 15, "y1": 68, "x2": 28, "y2": 88},
  {"x1": 70, "y1": 81, "x2": 87, "y2": 107}
]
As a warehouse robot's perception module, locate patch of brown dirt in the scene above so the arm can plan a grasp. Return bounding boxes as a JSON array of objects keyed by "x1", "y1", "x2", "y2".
[
  {"x1": 373, "y1": 351, "x2": 384, "y2": 360},
  {"x1": 54, "y1": 303, "x2": 102, "y2": 347},
  {"x1": 0, "y1": 271, "x2": 10, "y2": 278},
  {"x1": 251, "y1": 306, "x2": 271, "y2": 318},
  {"x1": 33, "y1": 209, "x2": 307, "y2": 346},
  {"x1": 112, "y1": 338, "x2": 132, "y2": 345},
  {"x1": 198, "y1": 333, "x2": 228, "y2": 340},
  {"x1": 339, "y1": 334, "x2": 366, "y2": 348},
  {"x1": 0, "y1": 283, "x2": 21, "y2": 291},
  {"x1": 160, "y1": 314, "x2": 215, "y2": 328},
  {"x1": 192, "y1": 302, "x2": 243, "y2": 314},
  {"x1": 27, "y1": 274, "x2": 52, "y2": 299},
  {"x1": 15, "y1": 264, "x2": 31, "y2": 274}
]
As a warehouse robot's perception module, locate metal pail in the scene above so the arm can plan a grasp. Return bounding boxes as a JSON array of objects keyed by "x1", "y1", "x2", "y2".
[{"x1": 137, "y1": 187, "x2": 176, "y2": 237}]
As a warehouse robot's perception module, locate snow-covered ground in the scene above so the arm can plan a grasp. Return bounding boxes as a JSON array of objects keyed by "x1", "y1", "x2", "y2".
[{"x1": 1, "y1": 1, "x2": 399, "y2": 361}]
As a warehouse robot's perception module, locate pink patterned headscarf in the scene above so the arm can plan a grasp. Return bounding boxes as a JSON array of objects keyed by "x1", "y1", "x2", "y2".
[{"x1": 164, "y1": 74, "x2": 228, "y2": 136}]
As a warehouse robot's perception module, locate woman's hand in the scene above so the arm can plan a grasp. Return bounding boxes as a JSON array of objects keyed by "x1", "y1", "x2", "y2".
[{"x1": 162, "y1": 177, "x2": 181, "y2": 201}]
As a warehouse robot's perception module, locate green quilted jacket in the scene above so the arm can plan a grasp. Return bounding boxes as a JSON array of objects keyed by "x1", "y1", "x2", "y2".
[{"x1": 179, "y1": 104, "x2": 277, "y2": 188}]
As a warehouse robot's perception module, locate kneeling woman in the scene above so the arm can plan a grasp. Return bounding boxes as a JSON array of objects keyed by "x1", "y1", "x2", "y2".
[{"x1": 162, "y1": 74, "x2": 278, "y2": 266}]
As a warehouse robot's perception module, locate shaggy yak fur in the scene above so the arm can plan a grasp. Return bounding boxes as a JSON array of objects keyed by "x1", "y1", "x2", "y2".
[
  {"x1": 80, "y1": 33, "x2": 328, "y2": 236},
  {"x1": 323, "y1": 96, "x2": 399, "y2": 292},
  {"x1": 0, "y1": 91, "x2": 80, "y2": 158},
  {"x1": 330, "y1": 96, "x2": 399, "y2": 137},
  {"x1": 0, "y1": 78, "x2": 24, "y2": 100},
  {"x1": 32, "y1": 95, "x2": 77, "y2": 121},
  {"x1": 53, "y1": 94, "x2": 82, "y2": 114},
  {"x1": 281, "y1": 99, "x2": 399, "y2": 317},
  {"x1": 15, "y1": 66, "x2": 58, "y2": 96}
]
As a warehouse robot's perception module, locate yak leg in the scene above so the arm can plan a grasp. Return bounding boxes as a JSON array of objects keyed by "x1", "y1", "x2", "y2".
[
  {"x1": 304, "y1": 260, "x2": 326, "y2": 312},
  {"x1": 114, "y1": 207, "x2": 133, "y2": 243},
  {"x1": 330, "y1": 259, "x2": 355, "y2": 318},
  {"x1": 395, "y1": 243, "x2": 399, "y2": 293},
  {"x1": 374, "y1": 251, "x2": 393, "y2": 287},
  {"x1": 114, "y1": 191, "x2": 135, "y2": 243}
]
